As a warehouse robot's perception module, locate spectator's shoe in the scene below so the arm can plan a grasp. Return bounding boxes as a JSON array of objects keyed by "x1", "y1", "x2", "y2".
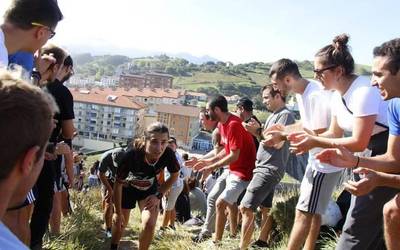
[
  {"x1": 251, "y1": 239, "x2": 269, "y2": 248},
  {"x1": 228, "y1": 233, "x2": 237, "y2": 239},
  {"x1": 192, "y1": 231, "x2": 211, "y2": 243},
  {"x1": 105, "y1": 229, "x2": 112, "y2": 238},
  {"x1": 156, "y1": 227, "x2": 168, "y2": 239},
  {"x1": 168, "y1": 225, "x2": 176, "y2": 230},
  {"x1": 212, "y1": 240, "x2": 222, "y2": 247}
]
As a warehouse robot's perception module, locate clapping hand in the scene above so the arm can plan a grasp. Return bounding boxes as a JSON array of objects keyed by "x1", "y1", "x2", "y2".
[
  {"x1": 315, "y1": 145, "x2": 357, "y2": 168},
  {"x1": 343, "y1": 168, "x2": 381, "y2": 196},
  {"x1": 288, "y1": 131, "x2": 315, "y2": 155}
]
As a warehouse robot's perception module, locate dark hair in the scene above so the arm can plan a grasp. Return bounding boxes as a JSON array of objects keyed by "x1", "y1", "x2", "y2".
[
  {"x1": 90, "y1": 160, "x2": 99, "y2": 175},
  {"x1": 209, "y1": 95, "x2": 228, "y2": 112},
  {"x1": 262, "y1": 84, "x2": 285, "y2": 102},
  {"x1": 133, "y1": 122, "x2": 169, "y2": 151},
  {"x1": 0, "y1": 70, "x2": 55, "y2": 180},
  {"x1": 41, "y1": 44, "x2": 66, "y2": 66},
  {"x1": 236, "y1": 97, "x2": 253, "y2": 111},
  {"x1": 4, "y1": 0, "x2": 63, "y2": 30},
  {"x1": 182, "y1": 153, "x2": 189, "y2": 161},
  {"x1": 63, "y1": 55, "x2": 73, "y2": 67},
  {"x1": 168, "y1": 136, "x2": 177, "y2": 145},
  {"x1": 200, "y1": 107, "x2": 210, "y2": 119},
  {"x1": 269, "y1": 58, "x2": 301, "y2": 80},
  {"x1": 315, "y1": 34, "x2": 354, "y2": 75},
  {"x1": 373, "y1": 38, "x2": 400, "y2": 75}
]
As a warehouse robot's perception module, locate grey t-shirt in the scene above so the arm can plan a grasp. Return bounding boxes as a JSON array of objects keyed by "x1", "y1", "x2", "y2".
[
  {"x1": 98, "y1": 147, "x2": 125, "y2": 179},
  {"x1": 255, "y1": 107, "x2": 295, "y2": 176}
]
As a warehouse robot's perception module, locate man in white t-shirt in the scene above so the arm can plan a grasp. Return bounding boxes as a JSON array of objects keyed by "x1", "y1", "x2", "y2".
[
  {"x1": 266, "y1": 59, "x2": 342, "y2": 250},
  {"x1": 0, "y1": 72, "x2": 55, "y2": 249},
  {"x1": 0, "y1": 0, "x2": 63, "y2": 71}
]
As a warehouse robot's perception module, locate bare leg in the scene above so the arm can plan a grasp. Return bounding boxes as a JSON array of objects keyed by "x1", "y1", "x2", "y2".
[
  {"x1": 228, "y1": 203, "x2": 238, "y2": 237},
  {"x1": 138, "y1": 199, "x2": 159, "y2": 250},
  {"x1": 60, "y1": 191, "x2": 69, "y2": 216},
  {"x1": 111, "y1": 209, "x2": 131, "y2": 245},
  {"x1": 161, "y1": 210, "x2": 172, "y2": 228},
  {"x1": 50, "y1": 192, "x2": 62, "y2": 235},
  {"x1": 287, "y1": 210, "x2": 314, "y2": 250},
  {"x1": 215, "y1": 198, "x2": 229, "y2": 242},
  {"x1": 303, "y1": 214, "x2": 321, "y2": 250},
  {"x1": 258, "y1": 206, "x2": 273, "y2": 243},
  {"x1": 383, "y1": 194, "x2": 400, "y2": 250},
  {"x1": 170, "y1": 209, "x2": 176, "y2": 227},
  {"x1": 104, "y1": 201, "x2": 114, "y2": 230},
  {"x1": 239, "y1": 206, "x2": 255, "y2": 250}
]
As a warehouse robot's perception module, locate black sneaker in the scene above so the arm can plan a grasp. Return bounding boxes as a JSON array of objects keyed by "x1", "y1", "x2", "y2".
[
  {"x1": 192, "y1": 232, "x2": 211, "y2": 243},
  {"x1": 251, "y1": 239, "x2": 269, "y2": 248}
]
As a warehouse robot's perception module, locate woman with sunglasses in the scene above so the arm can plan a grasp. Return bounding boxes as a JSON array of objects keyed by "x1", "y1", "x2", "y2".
[
  {"x1": 288, "y1": 34, "x2": 394, "y2": 250},
  {"x1": 111, "y1": 122, "x2": 179, "y2": 250}
]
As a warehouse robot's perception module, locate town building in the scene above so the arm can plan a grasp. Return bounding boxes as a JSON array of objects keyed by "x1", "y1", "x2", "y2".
[
  {"x1": 119, "y1": 72, "x2": 173, "y2": 89},
  {"x1": 70, "y1": 87, "x2": 202, "y2": 151},
  {"x1": 154, "y1": 104, "x2": 201, "y2": 149}
]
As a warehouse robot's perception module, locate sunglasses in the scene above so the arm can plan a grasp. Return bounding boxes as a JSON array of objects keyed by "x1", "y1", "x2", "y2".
[
  {"x1": 31, "y1": 22, "x2": 56, "y2": 39},
  {"x1": 313, "y1": 65, "x2": 337, "y2": 75}
]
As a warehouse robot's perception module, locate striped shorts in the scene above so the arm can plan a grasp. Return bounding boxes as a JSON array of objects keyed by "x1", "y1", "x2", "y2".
[{"x1": 296, "y1": 166, "x2": 342, "y2": 215}]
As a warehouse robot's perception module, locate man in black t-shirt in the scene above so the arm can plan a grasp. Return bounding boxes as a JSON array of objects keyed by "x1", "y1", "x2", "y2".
[
  {"x1": 30, "y1": 45, "x2": 75, "y2": 249},
  {"x1": 236, "y1": 97, "x2": 262, "y2": 150},
  {"x1": 111, "y1": 124, "x2": 179, "y2": 250}
]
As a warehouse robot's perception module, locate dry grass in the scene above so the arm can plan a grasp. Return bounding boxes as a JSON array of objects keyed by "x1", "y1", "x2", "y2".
[{"x1": 43, "y1": 185, "x2": 337, "y2": 250}]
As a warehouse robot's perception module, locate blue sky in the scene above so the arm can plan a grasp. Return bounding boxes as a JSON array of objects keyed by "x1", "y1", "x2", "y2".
[{"x1": 1, "y1": 0, "x2": 399, "y2": 64}]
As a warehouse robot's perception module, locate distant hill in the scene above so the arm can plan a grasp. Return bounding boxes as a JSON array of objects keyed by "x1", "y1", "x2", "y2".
[
  {"x1": 67, "y1": 44, "x2": 219, "y2": 65},
  {"x1": 72, "y1": 53, "x2": 371, "y2": 110}
]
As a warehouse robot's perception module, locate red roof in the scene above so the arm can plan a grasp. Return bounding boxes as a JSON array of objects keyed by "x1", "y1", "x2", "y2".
[{"x1": 69, "y1": 88, "x2": 146, "y2": 110}]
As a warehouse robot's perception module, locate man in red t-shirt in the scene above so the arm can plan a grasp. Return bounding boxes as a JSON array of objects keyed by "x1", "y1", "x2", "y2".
[{"x1": 193, "y1": 95, "x2": 256, "y2": 244}]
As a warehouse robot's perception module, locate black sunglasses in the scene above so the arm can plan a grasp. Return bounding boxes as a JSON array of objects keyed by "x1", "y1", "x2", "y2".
[{"x1": 313, "y1": 65, "x2": 337, "y2": 75}]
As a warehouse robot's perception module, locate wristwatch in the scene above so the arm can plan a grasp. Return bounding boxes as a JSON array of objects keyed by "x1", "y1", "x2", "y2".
[{"x1": 155, "y1": 191, "x2": 163, "y2": 199}]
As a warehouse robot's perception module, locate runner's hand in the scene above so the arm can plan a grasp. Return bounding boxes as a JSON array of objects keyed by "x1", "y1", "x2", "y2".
[
  {"x1": 114, "y1": 213, "x2": 125, "y2": 229},
  {"x1": 144, "y1": 195, "x2": 160, "y2": 211}
]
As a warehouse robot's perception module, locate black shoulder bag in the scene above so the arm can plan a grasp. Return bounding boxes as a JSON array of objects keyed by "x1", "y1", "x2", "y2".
[{"x1": 341, "y1": 98, "x2": 388, "y2": 156}]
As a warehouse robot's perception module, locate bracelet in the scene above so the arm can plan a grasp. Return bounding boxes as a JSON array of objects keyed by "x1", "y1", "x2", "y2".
[{"x1": 355, "y1": 156, "x2": 360, "y2": 168}]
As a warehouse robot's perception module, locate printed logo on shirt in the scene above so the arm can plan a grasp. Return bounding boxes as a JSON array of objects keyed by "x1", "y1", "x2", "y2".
[{"x1": 126, "y1": 172, "x2": 155, "y2": 191}]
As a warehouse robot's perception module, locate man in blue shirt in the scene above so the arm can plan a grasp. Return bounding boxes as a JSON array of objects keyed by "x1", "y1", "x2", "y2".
[
  {"x1": 316, "y1": 38, "x2": 400, "y2": 250},
  {"x1": 0, "y1": 71, "x2": 55, "y2": 249}
]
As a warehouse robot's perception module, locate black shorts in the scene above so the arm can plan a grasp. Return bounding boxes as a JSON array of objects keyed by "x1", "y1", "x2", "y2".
[{"x1": 121, "y1": 185, "x2": 157, "y2": 209}]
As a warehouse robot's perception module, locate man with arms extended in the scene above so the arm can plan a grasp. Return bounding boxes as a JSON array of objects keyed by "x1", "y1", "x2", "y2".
[
  {"x1": 317, "y1": 38, "x2": 400, "y2": 250},
  {"x1": 267, "y1": 59, "x2": 340, "y2": 250},
  {"x1": 239, "y1": 85, "x2": 295, "y2": 249},
  {"x1": 193, "y1": 95, "x2": 256, "y2": 245}
]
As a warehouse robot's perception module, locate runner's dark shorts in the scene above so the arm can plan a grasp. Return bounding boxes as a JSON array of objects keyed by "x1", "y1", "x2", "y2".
[{"x1": 121, "y1": 185, "x2": 158, "y2": 209}]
